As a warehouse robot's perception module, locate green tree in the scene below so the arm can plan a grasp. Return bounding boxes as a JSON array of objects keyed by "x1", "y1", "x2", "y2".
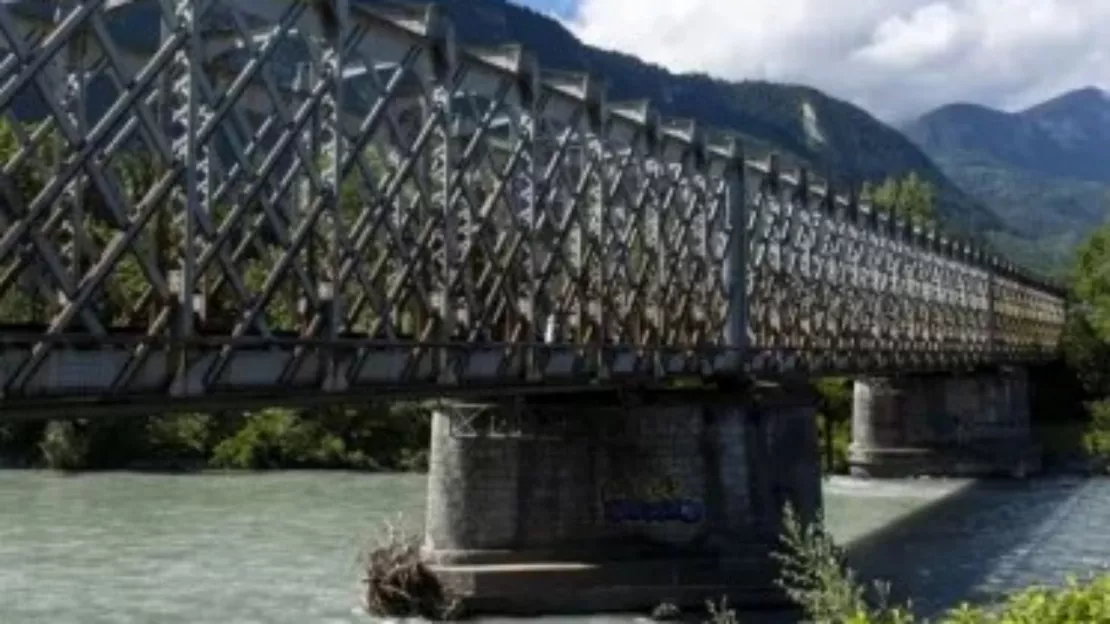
[
  {"x1": 1072, "y1": 223, "x2": 1110, "y2": 344},
  {"x1": 1059, "y1": 222, "x2": 1110, "y2": 471},
  {"x1": 1068, "y1": 225, "x2": 1110, "y2": 401},
  {"x1": 864, "y1": 171, "x2": 936, "y2": 223}
]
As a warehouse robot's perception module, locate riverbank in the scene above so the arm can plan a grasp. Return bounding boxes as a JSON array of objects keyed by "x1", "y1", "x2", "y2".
[
  {"x1": 4, "y1": 387, "x2": 1108, "y2": 487},
  {"x1": 0, "y1": 404, "x2": 433, "y2": 472}
]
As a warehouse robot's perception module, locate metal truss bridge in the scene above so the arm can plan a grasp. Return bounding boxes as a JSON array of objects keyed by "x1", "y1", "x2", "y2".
[{"x1": 0, "y1": 0, "x2": 1066, "y2": 416}]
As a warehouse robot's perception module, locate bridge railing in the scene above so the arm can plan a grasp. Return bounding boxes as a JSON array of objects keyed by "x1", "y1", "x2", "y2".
[{"x1": 0, "y1": 0, "x2": 1066, "y2": 403}]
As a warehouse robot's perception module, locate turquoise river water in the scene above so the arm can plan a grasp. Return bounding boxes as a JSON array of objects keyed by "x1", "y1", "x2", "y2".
[{"x1": 2, "y1": 472, "x2": 1109, "y2": 623}]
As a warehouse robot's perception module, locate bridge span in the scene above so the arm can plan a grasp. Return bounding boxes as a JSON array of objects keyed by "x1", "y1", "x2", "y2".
[{"x1": 0, "y1": 0, "x2": 1069, "y2": 616}]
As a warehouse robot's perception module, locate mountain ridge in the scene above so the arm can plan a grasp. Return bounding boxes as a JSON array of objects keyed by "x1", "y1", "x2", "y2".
[{"x1": 904, "y1": 85, "x2": 1110, "y2": 275}]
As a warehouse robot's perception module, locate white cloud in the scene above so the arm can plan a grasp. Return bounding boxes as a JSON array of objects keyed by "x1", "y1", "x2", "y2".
[{"x1": 567, "y1": 0, "x2": 1110, "y2": 122}]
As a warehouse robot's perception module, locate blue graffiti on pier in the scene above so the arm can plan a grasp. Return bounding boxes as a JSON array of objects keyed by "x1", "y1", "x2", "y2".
[
  {"x1": 600, "y1": 476, "x2": 705, "y2": 525},
  {"x1": 603, "y1": 498, "x2": 705, "y2": 524}
]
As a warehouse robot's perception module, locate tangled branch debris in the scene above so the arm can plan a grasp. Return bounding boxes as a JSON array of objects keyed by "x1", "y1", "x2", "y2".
[{"x1": 361, "y1": 517, "x2": 461, "y2": 620}]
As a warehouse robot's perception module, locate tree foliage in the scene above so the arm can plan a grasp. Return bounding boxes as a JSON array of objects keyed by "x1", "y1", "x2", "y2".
[
  {"x1": 1071, "y1": 224, "x2": 1110, "y2": 345},
  {"x1": 863, "y1": 172, "x2": 937, "y2": 224},
  {"x1": 777, "y1": 505, "x2": 1110, "y2": 624}
]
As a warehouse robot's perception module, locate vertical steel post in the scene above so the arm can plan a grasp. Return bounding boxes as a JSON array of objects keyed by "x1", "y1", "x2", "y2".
[
  {"x1": 722, "y1": 139, "x2": 748, "y2": 375},
  {"x1": 154, "y1": 6, "x2": 173, "y2": 330},
  {"x1": 322, "y1": 0, "x2": 348, "y2": 392},
  {"x1": 573, "y1": 92, "x2": 588, "y2": 346},
  {"x1": 306, "y1": 61, "x2": 320, "y2": 298},
  {"x1": 587, "y1": 87, "x2": 607, "y2": 379},
  {"x1": 517, "y1": 60, "x2": 542, "y2": 379},
  {"x1": 987, "y1": 255, "x2": 998, "y2": 364},
  {"x1": 651, "y1": 128, "x2": 668, "y2": 377},
  {"x1": 433, "y1": 21, "x2": 458, "y2": 383},
  {"x1": 170, "y1": 0, "x2": 201, "y2": 396},
  {"x1": 293, "y1": 62, "x2": 314, "y2": 328},
  {"x1": 59, "y1": 1, "x2": 87, "y2": 296}
]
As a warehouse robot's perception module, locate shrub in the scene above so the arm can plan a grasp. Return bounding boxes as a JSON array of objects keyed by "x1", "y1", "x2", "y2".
[
  {"x1": 953, "y1": 575, "x2": 1110, "y2": 623},
  {"x1": 18, "y1": 401, "x2": 432, "y2": 472},
  {"x1": 1061, "y1": 309, "x2": 1110, "y2": 398},
  {"x1": 704, "y1": 597, "x2": 740, "y2": 624},
  {"x1": 775, "y1": 503, "x2": 1110, "y2": 623},
  {"x1": 338, "y1": 402, "x2": 432, "y2": 471},
  {"x1": 0, "y1": 421, "x2": 46, "y2": 467},
  {"x1": 144, "y1": 413, "x2": 214, "y2": 462},
  {"x1": 208, "y1": 404, "x2": 432, "y2": 471},
  {"x1": 650, "y1": 601, "x2": 681, "y2": 621},
  {"x1": 816, "y1": 377, "x2": 853, "y2": 474},
  {"x1": 1082, "y1": 400, "x2": 1110, "y2": 473},
  {"x1": 773, "y1": 505, "x2": 912, "y2": 622},
  {"x1": 209, "y1": 408, "x2": 352, "y2": 469},
  {"x1": 818, "y1": 412, "x2": 853, "y2": 474},
  {"x1": 39, "y1": 421, "x2": 90, "y2": 471},
  {"x1": 39, "y1": 418, "x2": 153, "y2": 470}
]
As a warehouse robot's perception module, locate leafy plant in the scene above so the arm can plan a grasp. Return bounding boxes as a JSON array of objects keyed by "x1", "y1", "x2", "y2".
[
  {"x1": 816, "y1": 377, "x2": 853, "y2": 474},
  {"x1": 774, "y1": 503, "x2": 1110, "y2": 623},
  {"x1": 704, "y1": 596, "x2": 740, "y2": 624},
  {"x1": 774, "y1": 505, "x2": 900, "y2": 622},
  {"x1": 863, "y1": 171, "x2": 938, "y2": 224},
  {"x1": 650, "y1": 601, "x2": 682, "y2": 621},
  {"x1": 39, "y1": 421, "x2": 91, "y2": 471}
]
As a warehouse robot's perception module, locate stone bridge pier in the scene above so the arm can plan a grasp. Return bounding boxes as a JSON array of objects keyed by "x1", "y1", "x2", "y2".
[
  {"x1": 849, "y1": 367, "x2": 1041, "y2": 479},
  {"x1": 420, "y1": 386, "x2": 823, "y2": 615}
]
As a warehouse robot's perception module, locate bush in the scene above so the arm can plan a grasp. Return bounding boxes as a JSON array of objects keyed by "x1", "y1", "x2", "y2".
[
  {"x1": 816, "y1": 378, "x2": 853, "y2": 474},
  {"x1": 704, "y1": 597, "x2": 740, "y2": 624},
  {"x1": 1082, "y1": 400, "x2": 1110, "y2": 473},
  {"x1": 1062, "y1": 310, "x2": 1110, "y2": 398},
  {"x1": 650, "y1": 602, "x2": 682, "y2": 621},
  {"x1": 323, "y1": 402, "x2": 432, "y2": 472},
  {"x1": 0, "y1": 422, "x2": 46, "y2": 467},
  {"x1": 944, "y1": 576, "x2": 1110, "y2": 623},
  {"x1": 144, "y1": 413, "x2": 215, "y2": 462},
  {"x1": 774, "y1": 505, "x2": 913, "y2": 623},
  {"x1": 818, "y1": 413, "x2": 852, "y2": 475},
  {"x1": 210, "y1": 408, "x2": 352, "y2": 469},
  {"x1": 7, "y1": 402, "x2": 433, "y2": 472},
  {"x1": 775, "y1": 503, "x2": 1110, "y2": 623},
  {"x1": 38, "y1": 417, "x2": 164, "y2": 470},
  {"x1": 39, "y1": 421, "x2": 91, "y2": 471},
  {"x1": 207, "y1": 403, "x2": 432, "y2": 471}
]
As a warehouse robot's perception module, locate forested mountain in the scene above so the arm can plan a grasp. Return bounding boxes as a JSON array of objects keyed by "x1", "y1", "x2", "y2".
[{"x1": 905, "y1": 88, "x2": 1110, "y2": 275}]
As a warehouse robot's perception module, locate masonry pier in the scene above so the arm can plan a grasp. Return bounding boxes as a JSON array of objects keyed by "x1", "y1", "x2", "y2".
[
  {"x1": 421, "y1": 387, "x2": 822, "y2": 615},
  {"x1": 849, "y1": 367, "x2": 1040, "y2": 479}
]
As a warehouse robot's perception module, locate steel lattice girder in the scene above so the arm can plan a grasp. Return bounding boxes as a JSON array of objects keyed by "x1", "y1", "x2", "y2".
[{"x1": 0, "y1": 0, "x2": 1066, "y2": 408}]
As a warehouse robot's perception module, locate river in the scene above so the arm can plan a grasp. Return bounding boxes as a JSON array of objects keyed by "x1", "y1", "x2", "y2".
[{"x1": 1, "y1": 472, "x2": 1108, "y2": 623}]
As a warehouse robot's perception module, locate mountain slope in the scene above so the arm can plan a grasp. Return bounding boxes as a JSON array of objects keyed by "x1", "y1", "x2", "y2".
[
  {"x1": 384, "y1": 0, "x2": 1003, "y2": 236},
  {"x1": 904, "y1": 87, "x2": 1110, "y2": 275}
]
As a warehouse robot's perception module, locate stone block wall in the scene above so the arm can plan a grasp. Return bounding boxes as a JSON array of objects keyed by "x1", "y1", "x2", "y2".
[
  {"x1": 424, "y1": 396, "x2": 758, "y2": 561},
  {"x1": 421, "y1": 388, "x2": 822, "y2": 614},
  {"x1": 849, "y1": 367, "x2": 1039, "y2": 478}
]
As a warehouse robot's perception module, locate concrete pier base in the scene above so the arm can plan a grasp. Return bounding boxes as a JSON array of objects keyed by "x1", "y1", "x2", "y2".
[
  {"x1": 849, "y1": 368, "x2": 1041, "y2": 479},
  {"x1": 421, "y1": 387, "x2": 821, "y2": 615}
]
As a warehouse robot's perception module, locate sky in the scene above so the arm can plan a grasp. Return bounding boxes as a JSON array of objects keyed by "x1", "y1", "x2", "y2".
[{"x1": 512, "y1": 0, "x2": 1110, "y2": 123}]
